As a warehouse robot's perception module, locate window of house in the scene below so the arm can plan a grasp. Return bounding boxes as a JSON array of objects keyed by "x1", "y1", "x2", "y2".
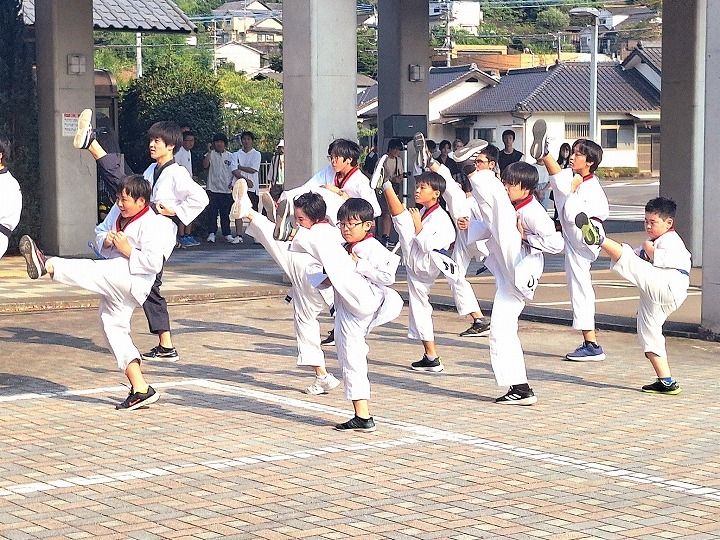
[
  {"x1": 600, "y1": 120, "x2": 634, "y2": 149},
  {"x1": 473, "y1": 128, "x2": 495, "y2": 143},
  {"x1": 565, "y1": 123, "x2": 589, "y2": 139}
]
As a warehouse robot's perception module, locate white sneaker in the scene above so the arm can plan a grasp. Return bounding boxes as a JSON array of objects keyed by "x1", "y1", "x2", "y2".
[
  {"x1": 73, "y1": 108, "x2": 95, "y2": 149},
  {"x1": 304, "y1": 373, "x2": 341, "y2": 395},
  {"x1": 225, "y1": 234, "x2": 242, "y2": 244},
  {"x1": 207, "y1": 233, "x2": 215, "y2": 243},
  {"x1": 371, "y1": 154, "x2": 388, "y2": 190},
  {"x1": 452, "y1": 139, "x2": 489, "y2": 163},
  {"x1": 230, "y1": 179, "x2": 253, "y2": 220}
]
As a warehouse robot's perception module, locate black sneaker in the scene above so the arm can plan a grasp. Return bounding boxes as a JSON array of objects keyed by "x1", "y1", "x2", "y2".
[
  {"x1": 642, "y1": 379, "x2": 682, "y2": 395},
  {"x1": 141, "y1": 345, "x2": 180, "y2": 362},
  {"x1": 411, "y1": 355, "x2": 444, "y2": 372},
  {"x1": 73, "y1": 108, "x2": 96, "y2": 150},
  {"x1": 115, "y1": 386, "x2": 159, "y2": 410},
  {"x1": 274, "y1": 199, "x2": 293, "y2": 241},
  {"x1": 460, "y1": 318, "x2": 491, "y2": 337},
  {"x1": 19, "y1": 235, "x2": 47, "y2": 279},
  {"x1": 320, "y1": 329, "x2": 335, "y2": 346},
  {"x1": 335, "y1": 416, "x2": 376, "y2": 432},
  {"x1": 495, "y1": 385, "x2": 538, "y2": 405}
]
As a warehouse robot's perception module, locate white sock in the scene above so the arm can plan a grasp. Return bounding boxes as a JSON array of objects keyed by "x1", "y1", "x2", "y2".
[{"x1": 382, "y1": 180, "x2": 393, "y2": 191}]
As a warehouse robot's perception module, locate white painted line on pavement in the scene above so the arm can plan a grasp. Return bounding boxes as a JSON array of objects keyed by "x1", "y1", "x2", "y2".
[{"x1": 1, "y1": 378, "x2": 719, "y2": 505}]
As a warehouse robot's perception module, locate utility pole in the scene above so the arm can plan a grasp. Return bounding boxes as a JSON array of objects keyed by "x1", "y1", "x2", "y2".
[
  {"x1": 135, "y1": 32, "x2": 142, "y2": 78},
  {"x1": 444, "y1": 0, "x2": 452, "y2": 66}
]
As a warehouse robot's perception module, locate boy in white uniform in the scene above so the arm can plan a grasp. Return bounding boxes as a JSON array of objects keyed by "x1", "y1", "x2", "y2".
[
  {"x1": 0, "y1": 137, "x2": 22, "y2": 260},
  {"x1": 380, "y1": 170, "x2": 455, "y2": 372},
  {"x1": 290, "y1": 197, "x2": 403, "y2": 432},
  {"x1": 232, "y1": 183, "x2": 342, "y2": 395},
  {"x1": 278, "y1": 139, "x2": 381, "y2": 233},
  {"x1": 74, "y1": 113, "x2": 209, "y2": 362},
  {"x1": 415, "y1": 135, "x2": 494, "y2": 337},
  {"x1": 485, "y1": 162, "x2": 564, "y2": 404},
  {"x1": 533, "y1": 120, "x2": 609, "y2": 361},
  {"x1": 576, "y1": 197, "x2": 690, "y2": 395},
  {"x1": 19, "y1": 175, "x2": 175, "y2": 410}
]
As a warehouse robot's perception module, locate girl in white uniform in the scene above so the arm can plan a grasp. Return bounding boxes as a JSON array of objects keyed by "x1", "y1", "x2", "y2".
[
  {"x1": 232, "y1": 183, "x2": 343, "y2": 396},
  {"x1": 19, "y1": 175, "x2": 176, "y2": 410},
  {"x1": 0, "y1": 137, "x2": 22, "y2": 260},
  {"x1": 290, "y1": 198, "x2": 402, "y2": 432}
]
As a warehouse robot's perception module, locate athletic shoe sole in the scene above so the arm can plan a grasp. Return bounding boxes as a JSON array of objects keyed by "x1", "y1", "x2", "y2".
[
  {"x1": 574, "y1": 212, "x2": 601, "y2": 245},
  {"x1": 274, "y1": 199, "x2": 292, "y2": 241},
  {"x1": 73, "y1": 108, "x2": 93, "y2": 149},
  {"x1": 19, "y1": 235, "x2": 44, "y2": 280},
  {"x1": 334, "y1": 422, "x2": 377, "y2": 432},
  {"x1": 529, "y1": 119, "x2": 547, "y2": 160},
  {"x1": 261, "y1": 191, "x2": 276, "y2": 223},
  {"x1": 413, "y1": 132, "x2": 428, "y2": 170},
  {"x1": 411, "y1": 364, "x2": 444, "y2": 373},
  {"x1": 459, "y1": 329, "x2": 490, "y2": 337},
  {"x1": 452, "y1": 139, "x2": 489, "y2": 163},
  {"x1": 495, "y1": 395, "x2": 538, "y2": 405},
  {"x1": 371, "y1": 154, "x2": 388, "y2": 190},
  {"x1": 564, "y1": 353, "x2": 606, "y2": 362}
]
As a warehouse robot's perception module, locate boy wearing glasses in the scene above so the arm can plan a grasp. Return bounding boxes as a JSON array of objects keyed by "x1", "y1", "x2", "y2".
[
  {"x1": 289, "y1": 197, "x2": 403, "y2": 432},
  {"x1": 232, "y1": 182, "x2": 342, "y2": 395},
  {"x1": 379, "y1": 167, "x2": 456, "y2": 373}
]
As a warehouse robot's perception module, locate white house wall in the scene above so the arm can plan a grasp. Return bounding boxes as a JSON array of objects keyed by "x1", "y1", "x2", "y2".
[
  {"x1": 633, "y1": 63, "x2": 661, "y2": 92},
  {"x1": 216, "y1": 43, "x2": 263, "y2": 73}
]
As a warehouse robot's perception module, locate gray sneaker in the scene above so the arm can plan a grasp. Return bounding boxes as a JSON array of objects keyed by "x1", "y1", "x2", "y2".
[
  {"x1": 273, "y1": 199, "x2": 293, "y2": 241},
  {"x1": 413, "y1": 132, "x2": 430, "y2": 170},
  {"x1": 452, "y1": 139, "x2": 489, "y2": 162},
  {"x1": 529, "y1": 119, "x2": 548, "y2": 160}
]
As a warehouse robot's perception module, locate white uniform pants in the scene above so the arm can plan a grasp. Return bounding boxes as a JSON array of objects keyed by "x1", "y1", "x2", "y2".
[
  {"x1": 613, "y1": 244, "x2": 689, "y2": 358},
  {"x1": 0, "y1": 236, "x2": 8, "y2": 260},
  {"x1": 393, "y1": 210, "x2": 439, "y2": 341},
  {"x1": 334, "y1": 296, "x2": 374, "y2": 400},
  {"x1": 488, "y1": 264, "x2": 528, "y2": 387},
  {"x1": 51, "y1": 257, "x2": 142, "y2": 371},
  {"x1": 246, "y1": 216, "x2": 327, "y2": 368},
  {"x1": 450, "y1": 228, "x2": 482, "y2": 316}
]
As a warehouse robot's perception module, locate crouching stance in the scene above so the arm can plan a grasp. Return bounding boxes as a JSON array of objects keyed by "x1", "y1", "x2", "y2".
[{"x1": 20, "y1": 175, "x2": 175, "y2": 410}]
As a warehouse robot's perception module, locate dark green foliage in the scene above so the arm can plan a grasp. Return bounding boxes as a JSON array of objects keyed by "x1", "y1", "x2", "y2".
[
  {"x1": 119, "y1": 61, "x2": 223, "y2": 172},
  {"x1": 0, "y1": 0, "x2": 40, "y2": 251},
  {"x1": 357, "y1": 27, "x2": 377, "y2": 79}
]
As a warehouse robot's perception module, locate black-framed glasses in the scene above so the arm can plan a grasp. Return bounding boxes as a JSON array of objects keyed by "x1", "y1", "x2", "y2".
[{"x1": 336, "y1": 221, "x2": 364, "y2": 230}]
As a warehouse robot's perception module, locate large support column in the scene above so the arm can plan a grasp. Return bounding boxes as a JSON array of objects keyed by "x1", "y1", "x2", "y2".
[
  {"x1": 659, "y1": 0, "x2": 705, "y2": 264},
  {"x1": 282, "y1": 0, "x2": 357, "y2": 188},
  {"x1": 35, "y1": 0, "x2": 97, "y2": 255},
  {"x1": 701, "y1": 0, "x2": 720, "y2": 336},
  {"x1": 377, "y1": 0, "x2": 430, "y2": 153}
]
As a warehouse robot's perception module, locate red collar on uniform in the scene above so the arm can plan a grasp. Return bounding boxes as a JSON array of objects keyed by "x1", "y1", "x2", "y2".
[
  {"x1": 421, "y1": 203, "x2": 440, "y2": 221},
  {"x1": 345, "y1": 232, "x2": 374, "y2": 253},
  {"x1": 512, "y1": 194, "x2": 534, "y2": 210},
  {"x1": 310, "y1": 219, "x2": 329, "y2": 228},
  {"x1": 116, "y1": 205, "x2": 151, "y2": 232},
  {"x1": 582, "y1": 173, "x2": 595, "y2": 182},
  {"x1": 335, "y1": 166, "x2": 358, "y2": 190}
]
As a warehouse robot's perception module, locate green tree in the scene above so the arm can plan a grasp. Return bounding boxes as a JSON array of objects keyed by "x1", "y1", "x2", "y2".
[
  {"x1": 357, "y1": 27, "x2": 378, "y2": 79},
  {"x1": 119, "y1": 60, "x2": 223, "y2": 172},
  {"x1": 0, "y1": 0, "x2": 40, "y2": 248},
  {"x1": 217, "y1": 67, "x2": 283, "y2": 153},
  {"x1": 537, "y1": 7, "x2": 570, "y2": 32}
]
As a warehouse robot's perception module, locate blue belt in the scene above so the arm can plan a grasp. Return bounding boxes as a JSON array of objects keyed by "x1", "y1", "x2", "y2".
[{"x1": 676, "y1": 269, "x2": 689, "y2": 276}]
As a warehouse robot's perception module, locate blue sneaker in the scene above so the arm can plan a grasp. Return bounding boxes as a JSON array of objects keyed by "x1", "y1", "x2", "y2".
[
  {"x1": 178, "y1": 236, "x2": 192, "y2": 247},
  {"x1": 185, "y1": 235, "x2": 200, "y2": 246},
  {"x1": 565, "y1": 341, "x2": 606, "y2": 362}
]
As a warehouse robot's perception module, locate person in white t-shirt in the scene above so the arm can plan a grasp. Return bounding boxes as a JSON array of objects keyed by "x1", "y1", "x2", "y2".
[
  {"x1": 203, "y1": 133, "x2": 240, "y2": 244},
  {"x1": 231, "y1": 131, "x2": 262, "y2": 239}
]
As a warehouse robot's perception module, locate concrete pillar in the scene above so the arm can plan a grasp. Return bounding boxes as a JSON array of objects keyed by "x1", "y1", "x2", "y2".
[
  {"x1": 659, "y1": 0, "x2": 705, "y2": 265},
  {"x1": 377, "y1": 0, "x2": 430, "y2": 153},
  {"x1": 701, "y1": 0, "x2": 720, "y2": 336},
  {"x1": 282, "y1": 0, "x2": 357, "y2": 188},
  {"x1": 35, "y1": 0, "x2": 97, "y2": 255}
]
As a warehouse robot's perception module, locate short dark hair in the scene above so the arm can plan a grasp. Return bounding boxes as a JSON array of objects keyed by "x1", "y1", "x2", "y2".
[
  {"x1": 439, "y1": 139, "x2": 452, "y2": 151},
  {"x1": 293, "y1": 192, "x2": 326, "y2": 222},
  {"x1": 480, "y1": 144, "x2": 500, "y2": 164},
  {"x1": 387, "y1": 138, "x2": 403, "y2": 152},
  {"x1": 119, "y1": 174, "x2": 151, "y2": 204},
  {"x1": 416, "y1": 171, "x2": 446, "y2": 195},
  {"x1": 337, "y1": 197, "x2": 374, "y2": 223},
  {"x1": 212, "y1": 132, "x2": 228, "y2": 144},
  {"x1": 240, "y1": 131, "x2": 255, "y2": 141},
  {"x1": 502, "y1": 161, "x2": 538, "y2": 192},
  {"x1": 0, "y1": 135, "x2": 11, "y2": 166},
  {"x1": 330, "y1": 138, "x2": 361, "y2": 166},
  {"x1": 645, "y1": 197, "x2": 677, "y2": 220},
  {"x1": 573, "y1": 139, "x2": 603, "y2": 173},
  {"x1": 183, "y1": 131, "x2": 195, "y2": 139},
  {"x1": 426, "y1": 139, "x2": 437, "y2": 152},
  {"x1": 147, "y1": 121, "x2": 183, "y2": 154},
  {"x1": 502, "y1": 129, "x2": 516, "y2": 141}
]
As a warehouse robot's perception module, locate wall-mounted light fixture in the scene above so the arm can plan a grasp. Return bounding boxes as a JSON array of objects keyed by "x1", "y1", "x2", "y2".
[
  {"x1": 67, "y1": 54, "x2": 86, "y2": 75},
  {"x1": 408, "y1": 64, "x2": 425, "y2": 82}
]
